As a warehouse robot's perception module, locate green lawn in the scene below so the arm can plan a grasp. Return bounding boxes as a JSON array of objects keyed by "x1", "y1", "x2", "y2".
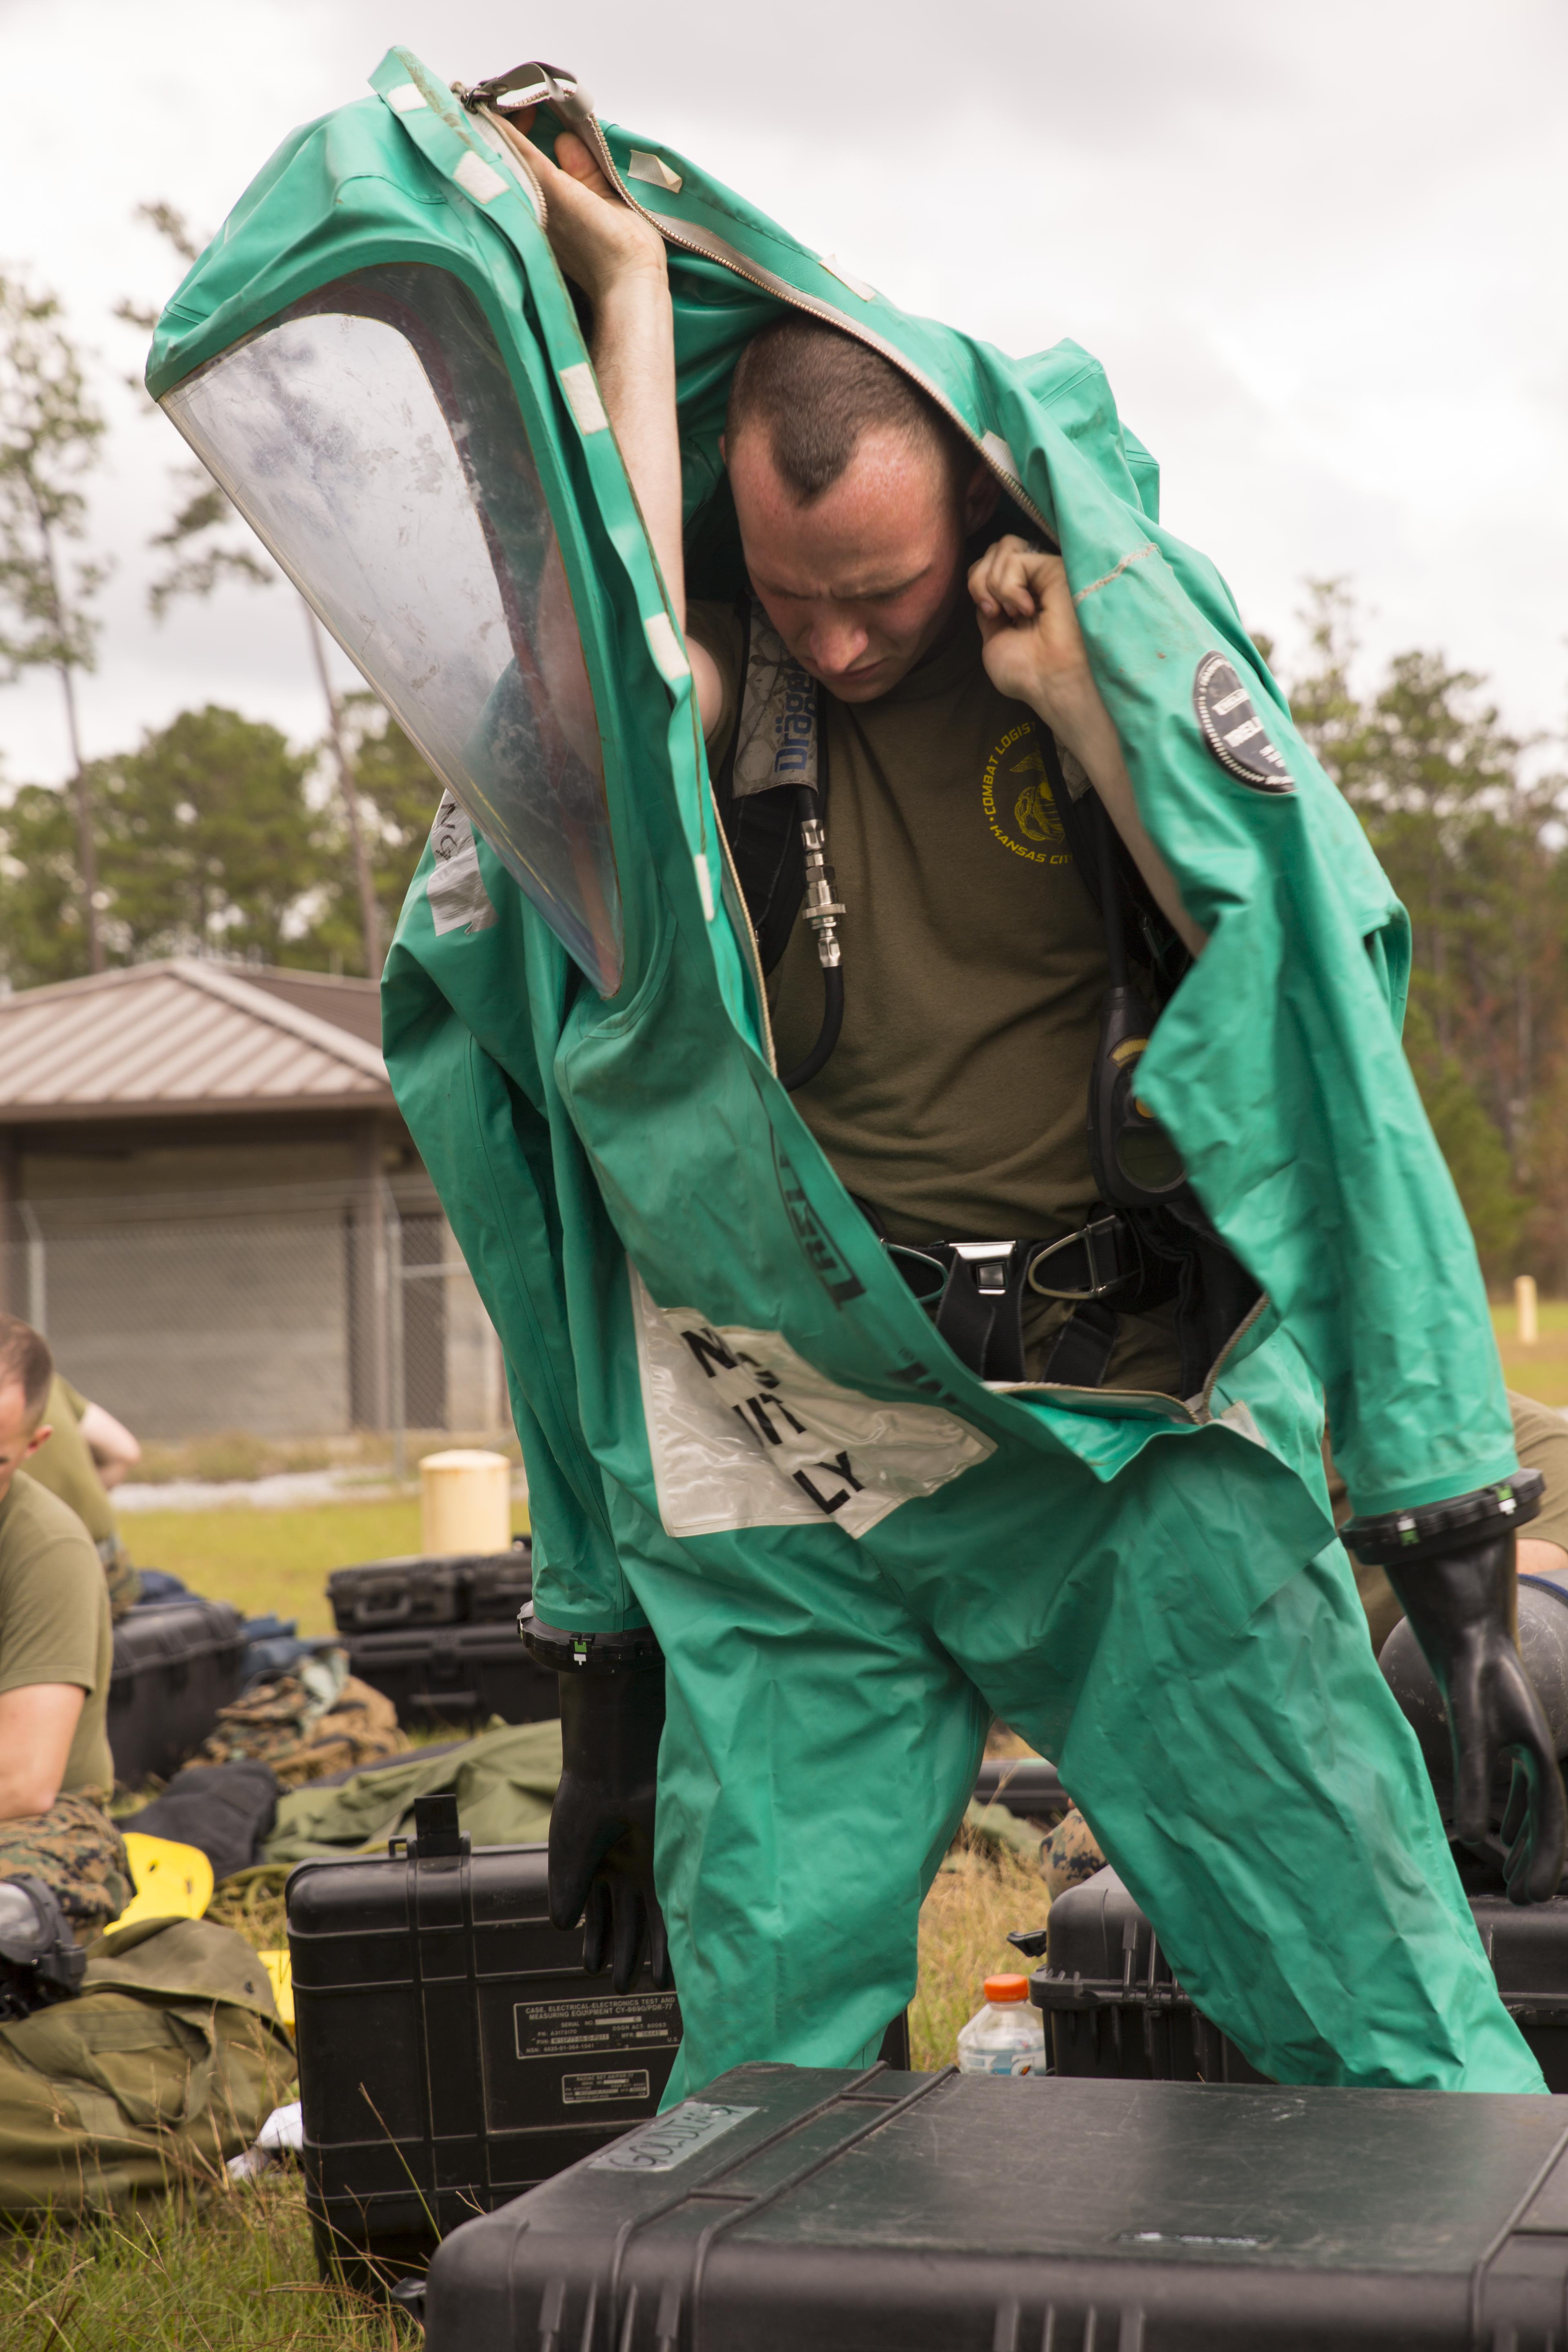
[
  {"x1": 0, "y1": 2178, "x2": 409, "y2": 2351},
  {"x1": 1495, "y1": 1298, "x2": 1568, "y2": 1410},
  {"x1": 127, "y1": 1499, "x2": 530, "y2": 1633}
]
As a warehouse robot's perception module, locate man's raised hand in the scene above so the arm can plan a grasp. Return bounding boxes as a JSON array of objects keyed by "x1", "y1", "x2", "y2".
[
  {"x1": 504, "y1": 124, "x2": 699, "y2": 679},
  {"x1": 968, "y1": 537, "x2": 1096, "y2": 724},
  {"x1": 509, "y1": 129, "x2": 668, "y2": 301},
  {"x1": 970, "y1": 535, "x2": 1207, "y2": 955}
]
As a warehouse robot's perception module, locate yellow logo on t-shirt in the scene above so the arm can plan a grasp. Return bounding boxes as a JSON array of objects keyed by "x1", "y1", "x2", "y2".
[{"x1": 981, "y1": 723, "x2": 1069, "y2": 865}]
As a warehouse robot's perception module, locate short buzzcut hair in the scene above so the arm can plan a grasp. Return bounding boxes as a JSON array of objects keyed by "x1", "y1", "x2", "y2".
[
  {"x1": 0, "y1": 1313, "x2": 52, "y2": 1425},
  {"x1": 726, "y1": 316, "x2": 964, "y2": 506}
]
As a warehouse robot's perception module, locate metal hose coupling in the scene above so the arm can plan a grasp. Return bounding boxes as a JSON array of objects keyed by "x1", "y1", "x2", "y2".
[{"x1": 799, "y1": 803, "x2": 844, "y2": 970}]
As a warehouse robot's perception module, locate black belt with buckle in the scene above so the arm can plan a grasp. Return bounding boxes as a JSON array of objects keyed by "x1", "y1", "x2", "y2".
[{"x1": 885, "y1": 1213, "x2": 1173, "y2": 1386}]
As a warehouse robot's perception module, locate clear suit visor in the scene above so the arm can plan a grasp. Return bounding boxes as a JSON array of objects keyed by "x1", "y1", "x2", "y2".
[{"x1": 162, "y1": 261, "x2": 622, "y2": 994}]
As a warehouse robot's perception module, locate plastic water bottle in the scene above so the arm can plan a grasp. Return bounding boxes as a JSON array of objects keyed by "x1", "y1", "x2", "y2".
[{"x1": 956, "y1": 1973, "x2": 1047, "y2": 2076}]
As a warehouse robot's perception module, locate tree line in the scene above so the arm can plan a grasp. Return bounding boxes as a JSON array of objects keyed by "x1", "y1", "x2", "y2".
[
  {"x1": 1283, "y1": 583, "x2": 1567, "y2": 1287},
  {"x1": 0, "y1": 693, "x2": 436, "y2": 984},
  {"x1": 0, "y1": 213, "x2": 408, "y2": 985},
  {"x1": 0, "y1": 243, "x2": 1561, "y2": 1284}
]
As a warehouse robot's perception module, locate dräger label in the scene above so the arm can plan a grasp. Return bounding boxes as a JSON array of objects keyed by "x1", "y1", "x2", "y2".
[
  {"x1": 562, "y1": 2068, "x2": 651, "y2": 2107},
  {"x1": 513, "y1": 1993, "x2": 681, "y2": 2062},
  {"x1": 588, "y1": 2100, "x2": 757, "y2": 2173}
]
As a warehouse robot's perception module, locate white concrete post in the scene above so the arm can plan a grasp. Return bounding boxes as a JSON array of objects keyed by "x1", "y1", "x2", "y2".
[{"x1": 1515, "y1": 1274, "x2": 1539, "y2": 1346}]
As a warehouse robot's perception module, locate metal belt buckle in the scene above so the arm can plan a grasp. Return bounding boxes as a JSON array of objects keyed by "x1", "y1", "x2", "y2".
[
  {"x1": 951, "y1": 1241, "x2": 1018, "y2": 1297},
  {"x1": 1026, "y1": 1215, "x2": 1127, "y2": 1303}
]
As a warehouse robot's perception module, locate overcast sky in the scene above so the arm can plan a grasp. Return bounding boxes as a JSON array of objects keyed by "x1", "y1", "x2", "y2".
[{"x1": 2, "y1": 0, "x2": 1565, "y2": 786}]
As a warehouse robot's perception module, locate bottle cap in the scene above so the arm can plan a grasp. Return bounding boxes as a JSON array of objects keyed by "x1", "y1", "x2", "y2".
[{"x1": 983, "y1": 1973, "x2": 1029, "y2": 2003}]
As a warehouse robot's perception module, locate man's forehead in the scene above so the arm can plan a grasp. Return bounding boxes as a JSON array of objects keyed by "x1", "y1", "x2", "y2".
[
  {"x1": 746, "y1": 550, "x2": 937, "y2": 603},
  {"x1": 733, "y1": 440, "x2": 951, "y2": 601}
]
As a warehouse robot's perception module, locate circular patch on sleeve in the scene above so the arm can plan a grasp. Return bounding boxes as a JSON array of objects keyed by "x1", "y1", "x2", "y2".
[{"x1": 1193, "y1": 653, "x2": 1294, "y2": 793}]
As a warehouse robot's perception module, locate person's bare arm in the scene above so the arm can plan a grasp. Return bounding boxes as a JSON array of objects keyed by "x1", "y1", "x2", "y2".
[
  {"x1": 969, "y1": 537, "x2": 1206, "y2": 958},
  {"x1": 78, "y1": 1400, "x2": 140, "y2": 1491},
  {"x1": 511, "y1": 128, "x2": 724, "y2": 736},
  {"x1": 0, "y1": 1684, "x2": 85, "y2": 1820},
  {"x1": 1519, "y1": 1537, "x2": 1568, "y2": 1586}
]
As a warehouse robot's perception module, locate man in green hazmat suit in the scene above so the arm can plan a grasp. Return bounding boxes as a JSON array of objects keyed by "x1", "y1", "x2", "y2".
[{"x1": 145, "y1": 51, "x2": 1563, "y2": 2102}]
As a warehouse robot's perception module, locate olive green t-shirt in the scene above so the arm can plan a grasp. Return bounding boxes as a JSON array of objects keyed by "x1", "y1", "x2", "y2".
[
  {"x1": 27, "y1": 1378, "x2": 117, "y2": 1550},
  {"x1": 0, "y1": 1470, "x2": 114, "y2": 1797},
  {"x1": 690, "y1": 599, "x2": 1183, "y2": 1393}
]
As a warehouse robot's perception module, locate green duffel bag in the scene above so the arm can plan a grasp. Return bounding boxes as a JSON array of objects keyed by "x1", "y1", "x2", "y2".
[{"x1": 0, "y1": 1916, "x2": 292, "y2": 2212}]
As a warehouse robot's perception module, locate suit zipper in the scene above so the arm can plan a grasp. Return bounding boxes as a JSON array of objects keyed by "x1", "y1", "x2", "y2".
[{"x1": 477, "y1": 106, "x2": 549, "y2": 225}]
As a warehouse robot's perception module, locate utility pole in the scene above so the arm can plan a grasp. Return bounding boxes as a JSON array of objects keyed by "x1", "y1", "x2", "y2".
[{"x1": 41, "y1": 522, "x2": 102, "y2": 970}]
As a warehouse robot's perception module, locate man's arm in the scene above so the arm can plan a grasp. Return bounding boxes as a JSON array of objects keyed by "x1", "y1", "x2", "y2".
[
  {"x1": 514, "y1": 130, "x2": 724, "y2": 737},
  {"x1": 78, "y1": 1400, "x2": 139, "y2": 1491},
  {"x1": 1519, "y1": 1538, "x2": 1568, "y2": 1585},
  {"x1": 0, "y1": 1683, "x2": 85, "y2": 1819},
  {"x1": 969, "y1": 537, "x2": 1206, "y2": 958}
]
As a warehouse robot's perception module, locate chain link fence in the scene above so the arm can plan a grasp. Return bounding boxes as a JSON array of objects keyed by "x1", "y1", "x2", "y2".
[{"x1": 0, "y1": 1179, "x2": 510, "y2": 1448}]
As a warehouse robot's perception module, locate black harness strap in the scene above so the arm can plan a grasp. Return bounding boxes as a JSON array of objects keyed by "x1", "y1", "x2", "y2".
[
  {"x1": 885, "y1": 1216, "x2": 1175, "y2": 1388},
  {"x1": 709, "y1": 599, "x2": 816, "y2": 977}
]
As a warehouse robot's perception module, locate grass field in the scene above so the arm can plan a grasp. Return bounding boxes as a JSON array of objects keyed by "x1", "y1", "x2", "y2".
[
  {"x1": 1, "y1": 2178, "x2": 411, "y2": 2351},
  {"x1": 1495, "y1": 1297, "x2": 1568, "y2": 1408}
]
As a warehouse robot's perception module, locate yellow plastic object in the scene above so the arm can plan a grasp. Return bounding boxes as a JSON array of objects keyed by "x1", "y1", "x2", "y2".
[
  {"x1": 419, "y1": 1447, "x2": 512, "y2": 1554},
  {"x1": 258, "y1": 1948, "x2": 294, "y2": 2029},
  {"x1": 112, "y1": 1833, "x2": 214, "y2": 1928}
]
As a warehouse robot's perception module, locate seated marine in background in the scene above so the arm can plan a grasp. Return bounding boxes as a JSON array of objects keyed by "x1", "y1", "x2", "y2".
[
  {"x1": 27, "y1": 1372, "x2": 143, "y2": 1621},
  {"x1": 0, "y1": 1314, "x2": 131, "y2": 1955}
]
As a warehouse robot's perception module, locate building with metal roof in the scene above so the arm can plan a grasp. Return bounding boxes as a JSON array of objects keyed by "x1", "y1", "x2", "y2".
[
  {"x1": 0, "y1": 959, "x2": 390, "y2": 1120},
  {"x1": 0, "y1": 962, "x2": 503, "y2": 1442}
]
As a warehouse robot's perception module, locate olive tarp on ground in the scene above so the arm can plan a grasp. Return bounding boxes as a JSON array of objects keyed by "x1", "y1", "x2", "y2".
[
  {"x1": 0, "y1": 1917, "x2": 293, "y2": 2212},
  {"x1": 146, "y1": 53, "x2": 1538, "y2": 2096},
  {"x1": 262, "y1": 1719, "x2": 561, "y2": 1864}
]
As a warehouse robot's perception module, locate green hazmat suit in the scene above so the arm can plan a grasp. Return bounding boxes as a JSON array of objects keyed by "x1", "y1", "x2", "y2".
[{"x1": 148, "y1": 48, "x2": 1539, "y2": 2098}]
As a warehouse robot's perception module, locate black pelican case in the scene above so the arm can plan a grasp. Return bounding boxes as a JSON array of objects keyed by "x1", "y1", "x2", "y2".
[
  {"x1": 341, "y1": 1619, "x2": 559, "y2": 1730},
  {"x1": 1028, "y1": 1866, "x2": 1568, "y2": 2091},
  {"x1": 331, "y1": 1542, "x2": 555, "y2": 1728},
  {"x1": 326, "y1": 1541, "x2": 534, "y2": 1633},
  {"x1": 421, "y1": 2059, "x2": 1568, "y2": 2351},
  {"x1": 971, "y1": 1756, "x2": 1069, "y2": 1823},
  {"x1": 107, "y1": 1595, "x2": 246, "y2": 1786},
  {"x1": 287, "y1": 1797, "x2": 906, "y2": 2292}
]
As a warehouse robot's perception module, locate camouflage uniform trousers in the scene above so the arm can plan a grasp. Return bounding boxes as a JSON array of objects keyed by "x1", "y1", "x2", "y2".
[
  {"x1": 198, "y1": 1669, "x2": 407, "y2": 1787},
  {"x1": 1042, "y1": 1805, "x2": 1109, "y2": 1901},
  {"x1": 0, "y1": 1792, "x2": 132, "y2": 1941}
]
